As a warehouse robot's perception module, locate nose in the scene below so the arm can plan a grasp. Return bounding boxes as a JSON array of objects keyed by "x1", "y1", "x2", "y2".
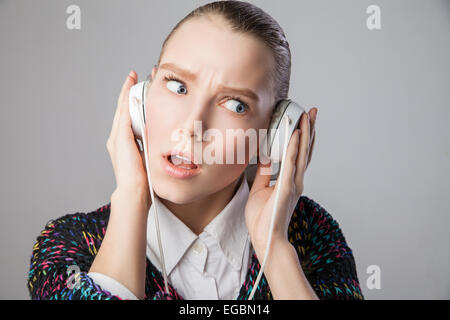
[
  {"x1": 176, "y1": 96, "x2": 211, "y2": 142},
  {"x1": 170, "y1": 96, "x2": 212, "y2": 165}
]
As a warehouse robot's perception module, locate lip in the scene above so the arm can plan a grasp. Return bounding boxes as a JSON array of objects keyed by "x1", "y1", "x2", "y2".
[
  {"x1": 161, "y1": 149, "x2": 202, "y2": 179},
  {"x1": 163, "y1": 149, "x2": 200, "y2": 166}
]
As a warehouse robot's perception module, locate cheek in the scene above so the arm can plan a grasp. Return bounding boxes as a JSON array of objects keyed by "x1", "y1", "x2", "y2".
[
  {"x1": 206, "y1": 162, "x2": 246, "y2": 190},
  {"x1": 145, "y1": 88, "x2": 180, "y2": 146},
  {"x1": 145, "y1": 104, "x2": 165, "y2": 150},
  {"x1": 221, "y1": 130, "x2": 256, "y2": 165}
]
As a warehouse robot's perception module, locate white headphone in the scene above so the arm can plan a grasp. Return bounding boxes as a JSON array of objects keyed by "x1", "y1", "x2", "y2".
[{"x1": 129, "y1": 79, "x2": 305, "y2": 299}]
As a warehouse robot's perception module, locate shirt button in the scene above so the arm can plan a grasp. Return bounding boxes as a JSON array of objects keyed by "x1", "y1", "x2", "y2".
[{"x1": 192, "y1": 242, "x2": 203, "y2": 255}]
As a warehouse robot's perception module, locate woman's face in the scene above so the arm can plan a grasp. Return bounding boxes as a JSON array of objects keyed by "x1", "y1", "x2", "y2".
[{"x1": 145, "y1": 15, "x2": 275, "y2": 204}]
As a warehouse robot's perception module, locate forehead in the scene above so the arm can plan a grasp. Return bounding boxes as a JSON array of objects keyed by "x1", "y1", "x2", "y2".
[{"x1": 160, "y1": 16, "x2": 274, "y2": 93}]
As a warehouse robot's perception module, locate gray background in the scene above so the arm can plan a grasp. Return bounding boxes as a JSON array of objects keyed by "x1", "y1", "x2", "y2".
[{"x1": 1, "y1": 0, "x2": 449, "y2": 299}]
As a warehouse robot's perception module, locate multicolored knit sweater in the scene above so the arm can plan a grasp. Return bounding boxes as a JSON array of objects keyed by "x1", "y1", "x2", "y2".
[{"x1": 27, "y1": 195, "x2": 364, "y2": 300}]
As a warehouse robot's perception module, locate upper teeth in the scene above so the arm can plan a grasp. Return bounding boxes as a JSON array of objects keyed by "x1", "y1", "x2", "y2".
[{"x1": 173, "y1": 155, "x2": 190, "y2": 162}]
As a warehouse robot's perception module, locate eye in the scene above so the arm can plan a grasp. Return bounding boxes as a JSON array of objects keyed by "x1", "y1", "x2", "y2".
[
  {"x1": 222, "y1": 98, "x2": 248, "y2": 114},
  {"x1": 165, "y1": 75, "x2": 187, "y2": 95}
]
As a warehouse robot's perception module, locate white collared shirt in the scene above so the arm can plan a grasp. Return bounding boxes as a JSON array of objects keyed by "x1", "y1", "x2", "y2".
[{"x1": 89, "y1": 171, "x2": 253, "y2": 300}]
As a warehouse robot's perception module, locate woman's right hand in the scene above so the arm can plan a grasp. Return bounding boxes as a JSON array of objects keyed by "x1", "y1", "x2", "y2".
[
  {"x1": 91, "y1": 71, "x2": 151, "y2": 299},
  {"x1": 106, "y1": 71, "x2": 151, "y2": 212}
]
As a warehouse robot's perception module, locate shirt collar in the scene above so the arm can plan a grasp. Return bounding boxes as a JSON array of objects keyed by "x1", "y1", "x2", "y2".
[
  {"x1": 146, "y1": 171, "x2": 250, "y2": 275},
  {"x1": 203, "y1": 171, "x2": 249, "y2": 270}
]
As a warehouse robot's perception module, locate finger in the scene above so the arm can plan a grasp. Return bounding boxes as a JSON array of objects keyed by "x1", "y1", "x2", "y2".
[
  {"x1": 308, "y1": 108, "x2": 316, "y2": 138},
  {"x1": 306, "y1": 109, "x2": 317, "y2": 167},
  {"x1": 307, "y1": 128, "x2": 316, "y2": 168},
  {"x1": 294, "y1": 111, "x2": 310, "y2": 185},
  {"x1": 110, "y1": 71, "x2": 137, "y2": 141},
  {"x1": 272, "y1": 127, "x2": 301, "y2": 196},
  {"x1": 117, "y1": 71, "x2": 138, "y2": 134},
  {"x1": 118, "y1": 70, "x2": 137, "y2": 117},
  {"x1": 249, "y1": 159, "x2": 273, "y2": 196},
  {"x1": 118, "y1": 71, "x2": 137, "y2": 106},
  {"x1": 109, "y1": 74, "x2": 130, "y2": 139}
]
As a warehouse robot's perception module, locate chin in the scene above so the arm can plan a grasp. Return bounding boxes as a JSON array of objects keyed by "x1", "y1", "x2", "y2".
[
  {"x1": 158, "y1": 190, "x2": 192, "y2": 204},
  {"x1": 152, "y1": 177, "x2": 203, "y2": 205}
]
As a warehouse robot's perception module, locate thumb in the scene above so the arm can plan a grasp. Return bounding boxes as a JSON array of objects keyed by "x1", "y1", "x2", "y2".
[{"x1": 249, "y1": 159, "x2": 272, "y2": 195}]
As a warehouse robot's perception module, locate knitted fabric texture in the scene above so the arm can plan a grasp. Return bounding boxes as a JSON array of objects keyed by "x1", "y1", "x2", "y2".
[{"x1": 27, "y1": 195, "x2": 364, "y2": 300}]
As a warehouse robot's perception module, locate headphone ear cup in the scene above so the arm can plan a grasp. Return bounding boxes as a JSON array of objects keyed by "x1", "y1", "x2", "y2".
[
  {"x1": 244, "y1": 100, "x2": 285, "y2": 186},
  {"x1": 266, "y1": 99, "x2": 289, "y2": 161},
  {"x1": 142, "y1": 79, "x2": 151, "y2": 123},
  {"x1": 129, "y1": 97, "x2": 143, "y2": 140},
  {"x1": 256, "y1": 104, "x2": 277, "y2": 166},
  {"x1": 129, "y1": 81, "x2": 149, "y2": 141},
  {"x1": 266, "y1": 99, "x2": 305, "y2": 179}
]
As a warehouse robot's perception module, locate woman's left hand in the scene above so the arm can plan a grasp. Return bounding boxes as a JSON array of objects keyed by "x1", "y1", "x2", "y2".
[{"x1": 245, "y1": 108, "x2": 317, "y2": 251}]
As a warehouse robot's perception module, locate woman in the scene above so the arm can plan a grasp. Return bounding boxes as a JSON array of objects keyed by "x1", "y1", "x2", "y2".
[{"x1": 27, "y1": 0, "x2": 364, "y2": 300}]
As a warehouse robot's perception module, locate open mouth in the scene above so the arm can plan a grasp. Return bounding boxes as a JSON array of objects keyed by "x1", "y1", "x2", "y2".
[
  {"x1": 168, "y1": 154, "x2": 198, "y2": 170},
  {"x1": 162, "y1": 153, "x2": 201, "y2": 179}
]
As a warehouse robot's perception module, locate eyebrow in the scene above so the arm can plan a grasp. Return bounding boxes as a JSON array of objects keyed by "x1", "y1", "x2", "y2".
[{"x1": 159, "y1": 62, "x2": 260, "y2": 102}]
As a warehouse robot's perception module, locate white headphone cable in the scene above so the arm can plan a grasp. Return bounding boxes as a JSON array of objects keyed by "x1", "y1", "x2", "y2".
[
  {"x1": 248, "y1": 114, "x2": 291, "y2": 300},
  {"x1": 137, "y1": 101, "x2": 170, "y2": 295}
]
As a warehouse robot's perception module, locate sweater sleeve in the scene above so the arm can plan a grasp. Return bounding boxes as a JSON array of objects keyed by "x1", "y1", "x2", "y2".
[
  {"x1": 87, "y1": 272, "x2": 138, "y2": 300},
  {"x1": 290, "y1": 196, "x2": 364, "y2": 300},
  {"x1": 27, "y1": 205, "x2": 131, "y2": 300}
]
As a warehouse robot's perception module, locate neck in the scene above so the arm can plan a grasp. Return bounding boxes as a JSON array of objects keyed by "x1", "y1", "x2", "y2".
[{"x1": 159, "y1": 173, "x2": 244, "y2": 236}]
